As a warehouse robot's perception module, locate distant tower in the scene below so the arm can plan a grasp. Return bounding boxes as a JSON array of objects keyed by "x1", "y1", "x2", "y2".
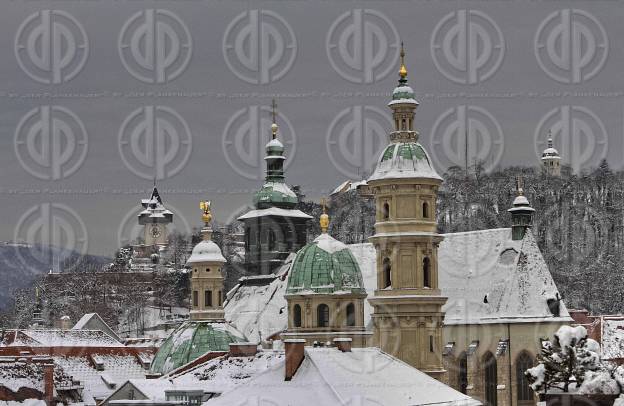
[
  {"x1": 508, "y1": 176, "x2": 535, "y2": 241},
  {"x1": 541, "y1": 135, "x2": 561, "y2": 177},
  {"x1": 187, "y1": 201, "x2": 227, "y2": 321},
  {"x1": 238, "y1": 99, "x2": 311, "y2": 276},
  {"x1": 32, "y1": 287, "x2": 44, "y2": 328},
  {"x1": 138, "y1": 184, "x2": 173, "y2": 247},
  {"x1": 283, "y1": 199, "x2": 370, "y2": 347},
  {"x1": 367, "y1": 44, "x2": 447, "y2": 379}
]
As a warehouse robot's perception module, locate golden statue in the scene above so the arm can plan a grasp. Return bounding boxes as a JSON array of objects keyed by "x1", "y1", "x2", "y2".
[
  {"x1": 200, "y1": 200, "x2": 212, "y2": 225},
  {"x1": 320, "y1": 198, "x2": 329, "y2": 233}
]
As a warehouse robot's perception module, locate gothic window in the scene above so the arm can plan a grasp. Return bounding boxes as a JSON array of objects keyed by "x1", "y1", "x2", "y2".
[
  {"x1": 346, "y1": 303, "x2": 355, "y2": 327},
  {"x1": 422, "y1": 201, "x2": 430, "y2": 218},
  {"x1": 205, "y1": 290, "x2": 212, "y2": 307},
  {"x1": 317, "y1": 304, "x2": 330, "y2": 327},
  {"x1": 423, "y1": 257, "x2": 431, "y2": 288},
  {"x1": 483, "y1": 352, "x2": 497, "y2": 406},
  {"x1": 458, "y1": 352, "x2": 468, "y2": 394},
  {"x1": 382, "y1": 202, "x2": 390, "y2": 220},
  {"x1": 192, "y1": 291, "x2": 198, "y2": 307},
  {"x1": 383, "y1": 257, "x2": 392, "y2": 288},
  {"x1": 293, "y1": 304, "x2": 302, "y2": 327},
  {"x1": 516, "y1": 352, "x2": 535, "y2": 405}
]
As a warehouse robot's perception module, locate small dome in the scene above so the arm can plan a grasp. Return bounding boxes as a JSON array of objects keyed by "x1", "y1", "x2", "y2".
[
  {"x1": 187, "y1": 239, "x2": 225, "y2": 264},
  {"x1": 150, "y1": 321, "x2": 246, "y2": 375},
  {"x1": 265, "y1": 138, "x2": 284, "y2": 154},
  {"x1": 368, "y1": 142, "x2": 442, "y2": 182},
  {"x1": 389, "y1": 85, "x2": 418, "y2": 105},
  {"x1": 542, "y1": 147, "x2": 560, "y2": 159},
  {"x1": 287, "y1": 233, "x2": 365, "y2": 295},
  {"x1": 253, "y1": 181, "x2": 298, "y2": 209}
]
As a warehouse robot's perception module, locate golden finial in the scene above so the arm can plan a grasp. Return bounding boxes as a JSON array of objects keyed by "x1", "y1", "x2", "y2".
[
  {"x1": 200, "y1": 200, "x2": 212, "y2": 226},
  {"x1": 270, "y1": 99, "x2": 278, "y2": 139},
  {"x1": 399, "y1": 42, "x2": 407, "y2": 82},
  {"x1": 516, "y1": 176, "x2": 524, "y2": 196},
  {"x1": 320, "y1": 198, "x2": 329, "y2": 233},
  {"x1": 35, "y1": 286, "x2": 40, "y2": 299}
]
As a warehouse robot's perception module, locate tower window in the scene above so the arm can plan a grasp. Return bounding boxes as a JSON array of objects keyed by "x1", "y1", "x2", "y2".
[
  {"x1": 192, "y1": 291, "x2": 198, "y2": 307},
  {"x1": 206, "y1": 268, "x2": 210, "y2": 273},
  {"x1": 293, "y1": 304, "x2": 302, "y2": 327},
  {"x1": 382, "y1": 202, "x2": 390, "y2": 220},
  {"x1": 429, "y1": 335, "x2": 434, "y2": 352},
  {"x1": 218, "y1": 291, "x2": 222, "y2": 306},
  {"x1": 346, "y1": 303, "x2": 355, "y2": 327},
  {"x1": 383, "y1": 257, "x2": 392, "y2": 288},
  {"x1": 317, "y1": 304, "x2": 330, "y2": 327},
  {"x1": 205, "y1": 290, "x2": 212, "y2": 307},
  {"x1": 422, "y1": 202, "x2": 430, "y2": 219},
  {"x1": 268, "y1": 229, "x2": 276, "y2": 250},
  {"x1": 423, "y1": 257, "x2": 431, "y2": 288}
]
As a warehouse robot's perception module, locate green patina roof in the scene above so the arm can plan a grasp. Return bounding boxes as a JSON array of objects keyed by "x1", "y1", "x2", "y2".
[
  {"x1": 381, "y1": 143, "x2": 427, "y2": 162},
  {"x1": 392, "y1": 85, "x2": 415, "y2": 100},
  {"x1": 150, "y1": 321, "x2": 246, "y2": 375},
  {"x1": 253, "y1": 182, "x2": 298, "y2": 209},
  {"x1": 286, "y1": 234, "x2": 366, "y2": 295}
]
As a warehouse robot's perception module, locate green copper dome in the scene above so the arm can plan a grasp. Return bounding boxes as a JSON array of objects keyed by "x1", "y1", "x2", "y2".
[
  {"x1": 287, "y1": 233, "x2": 366, "y2": 295},
  {"x1": 150, "y1": 321, "x2": 246, "y2": 375},
  {"x1": 370, "y1": 141, "x2": 442, "y2": 182},
  {"x1": 253, "y1": 181, "x2": 298, "y2": 209}
]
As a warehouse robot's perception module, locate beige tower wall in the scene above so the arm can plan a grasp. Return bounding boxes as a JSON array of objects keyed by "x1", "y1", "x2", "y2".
[{"x1": 190, "y1": 262, "x2": 225, "y2": 320}]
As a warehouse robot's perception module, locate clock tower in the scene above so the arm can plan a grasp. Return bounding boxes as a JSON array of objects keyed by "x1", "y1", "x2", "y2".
[{"x1": 135, "y1": 185, "x2": 173, "y2": 261}]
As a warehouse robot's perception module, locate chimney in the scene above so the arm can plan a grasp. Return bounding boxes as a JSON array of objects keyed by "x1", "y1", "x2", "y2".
[
  {"x1": 284, "y1": 339, "x2": 305, "y2": 381},
  {"x1": 333, "y1": 337, "x2": 352, "y2": 352},
  {"x1": 43, "y1": 362, "x2": 54, "y2": 406},
  {"x1": 229, "y1": 342, "x2": 259, "y2": 357}
]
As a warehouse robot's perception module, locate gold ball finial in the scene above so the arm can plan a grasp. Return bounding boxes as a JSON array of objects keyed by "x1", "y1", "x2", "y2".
[
  {"x1": 320, "y1": 198, "x2": 329, "y2": 233},
  {"x1": 399, "y1": 42, "x2": 407, "y2": 80},
  {"x1": 200, "y1": 200, "x2": 212, "y2": 225},
  {"x1": 270, "y1": 99, "x2": 278, "y2": 140}
]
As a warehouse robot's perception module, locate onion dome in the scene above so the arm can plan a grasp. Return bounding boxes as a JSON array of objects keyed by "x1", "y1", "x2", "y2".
[
  {"x1": 286, "y1": 205, "x2": 365, "y2": 295},
  {"x1": 542, "y1": 137, "x2": 561, "y2": 160},
  {"x1": 389, "y1": 43, "x2": 418, "y2": 106},
  {"x1": 149, "y1": 321, "x2": 246, "y2": 375}
]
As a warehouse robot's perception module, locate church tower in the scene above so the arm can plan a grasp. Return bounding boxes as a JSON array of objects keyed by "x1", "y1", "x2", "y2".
[
  {"x1": 238, "y1": 100, "x2": 311, "y2": 276},
  {"x1": 508, "y1": 177, "x2": 535, "y2": 241},
  {"x1": 138, "y1": 184, "x2": 173, "y2": 247},
  {"x1": 367, "y1": 45, "x2": 447, "y2": 379},
  {"x1": 541, "y1": 135, "x2": 561, "y2": 177},
  {"x1": 187, "y1": 201, "x2": 227, "y2": 320}
]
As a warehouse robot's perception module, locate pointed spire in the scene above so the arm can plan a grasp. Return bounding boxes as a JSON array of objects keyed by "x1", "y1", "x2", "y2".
[
  {"x1": 547, "y1": 130, "x2": 554, "y2": 149},
  {"x1": 270, "y1": 98, "x2": 278, "y2": 140},
  {"x1": 398, "y1": 42, "x2": 408, "y2": 85},
  {"x1": 320, "y1": 198, "x2": 329, "y2": 233},
  {"x1": 516, "y1": 175, "x2": 524, "y2": 196}
]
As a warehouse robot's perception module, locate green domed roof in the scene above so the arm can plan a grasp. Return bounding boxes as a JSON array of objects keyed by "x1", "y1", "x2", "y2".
[
  {"x1": 369, "y1": 142, "x2": 442, "y2": 182},
  {"x1": 150, "y1": 321, "x2": 246, "y2": 375},
  {"x1": 253, "y1": 181, "x2": 298, "y2": 209},
  {"x1": 286, "y1": 233, "x2": 366, "y2": 295}
]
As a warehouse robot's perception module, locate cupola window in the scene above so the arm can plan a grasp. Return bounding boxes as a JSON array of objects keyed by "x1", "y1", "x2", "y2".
[
  {"x1": 317, "y1": 304, "x2": 330, "y2": 327},
  {"x1": 293, "y1": 304, "x2": 302, "y2": 327}
]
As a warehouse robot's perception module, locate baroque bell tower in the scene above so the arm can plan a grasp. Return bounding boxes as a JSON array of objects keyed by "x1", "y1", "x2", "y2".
[{"x1": 367, "y1": 44, "x2": 447, "y2": 379}]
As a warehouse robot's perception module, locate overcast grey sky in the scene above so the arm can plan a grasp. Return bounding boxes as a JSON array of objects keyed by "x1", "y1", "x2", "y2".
[{"x1": 1, "y1": 0, "x2": 622, "y2": 257}]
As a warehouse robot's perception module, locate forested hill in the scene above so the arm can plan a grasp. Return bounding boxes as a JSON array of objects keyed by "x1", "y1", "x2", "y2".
[{"x1": 328, "y1": 160, "x2": 624, "y2": 314}]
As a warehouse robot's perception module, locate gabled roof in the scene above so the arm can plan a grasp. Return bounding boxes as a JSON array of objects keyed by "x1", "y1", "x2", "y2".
[
  {"x1": 1, "y1": 329, "x2": 123, "y2": 347},
  {"x1": 207, "y1": 347, "x2": 480, "y2": 406},
  {"x1": 73, "y1": 313, "x2": 122, "y2": 343}
]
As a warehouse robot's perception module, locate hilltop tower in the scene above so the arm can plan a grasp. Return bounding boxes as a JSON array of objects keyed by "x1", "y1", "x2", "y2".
[
  {"x1": 541, "y1": 135, "x2": 561, "y2": 177},
  {"x1": 238, "y1": 100, "x2": 311, "y2": 276},
  {"x1": 282, "y1": 199, "x2": 370, "y2": 347},
  {"x1": 367, "y1": 45, "x2": 447, "y2": 379}
]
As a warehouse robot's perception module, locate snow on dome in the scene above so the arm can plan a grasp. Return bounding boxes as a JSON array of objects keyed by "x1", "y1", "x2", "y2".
[
  {"x1": 265, "y1": 138, "x2": 284, "y2": 150},
  {"x1": 512, "y1": 195, "x2": 530, "y2": 206},
  {"x1": 368, "y1": 142, "x2": 442, "y2": 182},
  {"x1": 542, "y1": 147, "x2": 561, "y2": 159},
  {"x1": 187, "y1": 239, "x2": 226, "y2": 264},
  {"x1": 389, "y1": 85, "x2": 418, "y2": 106},
  {"x1": 286, "y1": 233, "x2": 365, "y2": 295}
]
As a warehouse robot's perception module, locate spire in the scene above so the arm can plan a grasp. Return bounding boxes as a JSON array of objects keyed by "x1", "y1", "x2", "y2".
[
  {"x1": 508, "y1": 175, "x2": 535, "y2": 240},
  {"x1": 516, "y1": 175, "x2": 524, "y2": 196},
  {"x1": 270, "y1": 98, "x2": 278, "y2": 140},
  {"x1": 320, "y1": 198, "x2": 329, "y2": 233},
  {"x1": 547, "y1": 130, "x2": 553, "y2": 149},
  {"x1": 200, "y1": 200, "x2": 213, "y2": 241},
  {"x1": 398, "y1": 42, "x2": 407, "y2": 85}
]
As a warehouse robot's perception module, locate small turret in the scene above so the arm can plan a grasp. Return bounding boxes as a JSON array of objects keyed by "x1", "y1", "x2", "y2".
[
  {"x1": 541, "y1": 133, "x2": 561, "y2": 177},
  {"x1": 508, "y1": 176, "x2": 535, "y2": 240}
]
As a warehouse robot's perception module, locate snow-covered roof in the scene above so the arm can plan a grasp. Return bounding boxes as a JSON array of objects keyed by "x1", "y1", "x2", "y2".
[
  {"x1": 207, "y1": 347, "x2": 480, "y2": 406},
  {"x1": 601, "y1": 317, "x2": 624, "y2": 360},
  {"x1": 72, "y1": 313, "x2": 122, "y2": 343},
  {"x1": 0, "y1": 359, "x2": 74, "y2": 394},
  {"x1": 2, "y1": 329, "x2": 123, "y2": 347},
  {"x1": 237, "y1": 207, "x2": 312, "y2": 220},
  {"x1": 368, "y1": 142, "x2": 443, "y2": 182},
  {"x1": 186, "y1": 240, "x2": 225, "y2": 264}
]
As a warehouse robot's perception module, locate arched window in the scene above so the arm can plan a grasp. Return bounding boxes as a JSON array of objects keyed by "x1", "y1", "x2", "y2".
[
  {"x1": 422, "y1": 202, "x2": 430, "y2": 218},
  {"x1": 206, "y1": 268, "x2": 211, "y2": 273},
  {"x1": 382, "y1": 202, "x2": 390, "y2": 220},
  {"x1": 423, "y1": 257, "x2": 431, "y2": 288},
  {"x1": 218, "y1": 291, "x2": 222, "y2": 306},
  {"x1": 317, "y1": 304, "x2": 330, "y2": 327},
  {"x1": 268, "y1": 229, "x2": 276, "y2": 250},
  {"x1": 346, "y1": 303, "x2": 355, "y2": 327},
  {"x1": 483, "y1": 352, "x2": 497, "y2": 406},
  {"x1": 516, "y1": 352, "x2": 535, "y2": 405},
  {"x1": 192, "y1": 291, "x2": 198, "y2": 307},
  {"x1": 205, "y1": 290, "x2": 212, "y2": 307},
  {"x1": 383, "y1": 257, "x2": 392, "y2": 288},
  {"x1": 458, "y1": 352, "x2": 468, "y2": 394},
  {"x1": 293, "y1": 304, "x2": 302, "y2": 327}
]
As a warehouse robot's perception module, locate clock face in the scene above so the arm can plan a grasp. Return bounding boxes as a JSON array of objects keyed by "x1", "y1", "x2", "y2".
[{"x1": 150, "y1": 226, "x2": 162, "y2": 238}]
